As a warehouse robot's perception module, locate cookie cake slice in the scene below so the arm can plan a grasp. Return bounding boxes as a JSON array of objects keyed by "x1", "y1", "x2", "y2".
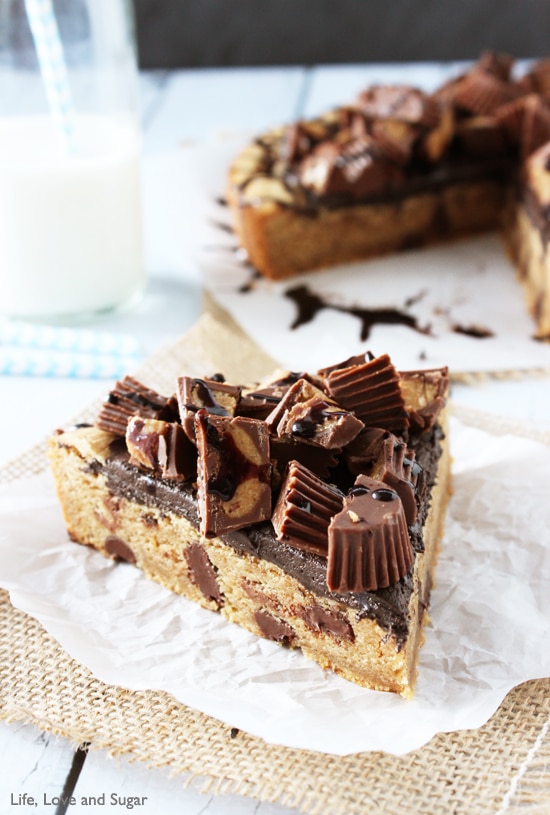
[{"x1": 49, "y1": 350, "x2": 451, "y2": 697}]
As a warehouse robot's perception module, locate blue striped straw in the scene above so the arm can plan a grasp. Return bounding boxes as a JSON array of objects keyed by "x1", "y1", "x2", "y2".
[{"x1": 24, "y1": 0, "x2": 76, "y2": 151}]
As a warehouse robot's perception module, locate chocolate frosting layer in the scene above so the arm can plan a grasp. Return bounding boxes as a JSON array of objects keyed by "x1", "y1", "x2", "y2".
[{"x1": 93, "y1": 421, "x2": 443, "y2": 648}]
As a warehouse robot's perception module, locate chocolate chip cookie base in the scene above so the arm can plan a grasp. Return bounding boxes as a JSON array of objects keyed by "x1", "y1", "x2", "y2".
[
  {"x1": 227, "y1": 177, "x2": 506, "y2": 281},
  {"x1": 48, "y1": 413, "x2": 451, "y2": 698}
]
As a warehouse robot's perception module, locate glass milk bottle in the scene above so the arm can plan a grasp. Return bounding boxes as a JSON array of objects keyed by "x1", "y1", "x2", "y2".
[{"x1": 0, "y1": 0, "x2": 145, "y2": 321}]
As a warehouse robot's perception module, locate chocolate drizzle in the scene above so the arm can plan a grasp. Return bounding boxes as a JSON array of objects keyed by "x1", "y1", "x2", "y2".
[
  {"x1": 285, "y1": 285, "x2": 431, "y2": 341},
  {"x1": 452, "y1": 323, "x2": 494, "y2": 339}
]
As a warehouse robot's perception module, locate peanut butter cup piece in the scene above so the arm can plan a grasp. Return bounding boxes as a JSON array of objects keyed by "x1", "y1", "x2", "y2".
[
  {"x1": 281, "y1": 122, "x2": 313, "y2": 163},
  {"x1": 238, "y1": 370, "x2": 316, "y2": 420},
  {"x1": 195, "y1": 411, "x2": 271, "y2": 538},
  {"x1": 521, "y1": 58, "x2": 550, "y2": 94},
  {"x1": 97, "y1": 376, "x2": 176, "y2": 436},
  {"x1": 495, "y1": 93, "x2": 550, "y2": 157},
  {"x1": 371, "y1": 436, "x2": 421, "y2": 525},
  {"x1": 322, "y1": 353, "x2": 409, "y2": 433},
  {"x1": 176, "y1": 376, "x2": 241, "y2": 442},
  {"x1": 399, "y1": 367, "x2": 449, "y2": 433},
  {"x1": 370, "y1": 118, "x2": 418, "y2": 165},
  {"x1": 302, "y1": 603, "x2": 354, "y2": 641},
  {"x1": 317, "y1": 353, "x2": 372, "y2": 377},
  {"x1": 345, "y1": 427, "x2": 393, "y2": 476},
  {"x1": 270, "y1": 435, "x2": 340, "y2": 482},
  {"x1": 126, "y1": 417, "x2": 197, "y2": 481},
  {"x1": 421, "y1": 102, "x2": 455, "y2": 162},
  {"x1": 327, "y1": 475, "x2": 413, "y2": 593},
  {"x1": 357, "y1": 85, "x2": 441, "y2": 129},
  {"x1": 298, "y1": 137, "x2": 402, "y2": 200},
  {"x1": 345, "y1": 428, "x2": 421, "y2": 524},
  {"x1": 453, "y1": 68, "x2": 524, "y2": 116},
  {"x1": 476, "y1": 51, "x2": 515, "y2": 81},
  {"x1": 495, "y1": 96, "x2": 531, "y2": 143},
  {"x1": 104, "y1": 535, "x2": 136, "y2": 564},
  {"x1": 272, "y1": 460, "x2": 344, "y2": 556},
  {"x1": 265, "y1": 378, "x2": 364, "y2": 449},
  {"x1": 455, "y1": 115, "x2": 507, "y2": 157}
]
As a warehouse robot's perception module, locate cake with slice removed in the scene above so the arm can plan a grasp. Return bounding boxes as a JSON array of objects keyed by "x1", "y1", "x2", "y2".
[{"x1": 226, "y1": 51, "x2": 550, "y2": 337}]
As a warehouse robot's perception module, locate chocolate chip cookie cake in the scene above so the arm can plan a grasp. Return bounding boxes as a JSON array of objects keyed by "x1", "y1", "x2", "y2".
[
  {"x1": 227, "y1": 52, "x2": 550, "y2": 338},
  {"x1": 49, "y1": 352, "x2": 450, "y2": 697}
]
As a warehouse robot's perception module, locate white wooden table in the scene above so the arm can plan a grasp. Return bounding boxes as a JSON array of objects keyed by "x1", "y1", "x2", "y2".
[{"x1": 1, "y1": 64, "x2": 550, "y2": 815}]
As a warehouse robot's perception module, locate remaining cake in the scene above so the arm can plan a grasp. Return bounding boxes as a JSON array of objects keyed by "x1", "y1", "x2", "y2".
[
  {"x1": 49, "y1": 352, "x2": 450, "y2": 697},
  {"x1": 226, "y1": 52, "x2": 550, "y2": 338}
]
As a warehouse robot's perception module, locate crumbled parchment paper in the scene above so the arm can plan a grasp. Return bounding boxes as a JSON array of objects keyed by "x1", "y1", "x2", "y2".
[{"x1": 0, "y1": 417, "x2": 548, "y2": 755}]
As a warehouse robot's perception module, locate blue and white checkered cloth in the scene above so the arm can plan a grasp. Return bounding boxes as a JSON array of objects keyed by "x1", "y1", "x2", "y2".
[{"x1": 0, "y1": 321, "x2": 142, "y2": 379}]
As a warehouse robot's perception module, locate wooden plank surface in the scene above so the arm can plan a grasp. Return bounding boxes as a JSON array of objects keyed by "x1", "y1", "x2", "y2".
[
  {"x1": 73, "y1": 748, "x2": 296, "y2": 815},
  {"x1": 0, "y1": 721, "x2": 78, "y2": 810}
]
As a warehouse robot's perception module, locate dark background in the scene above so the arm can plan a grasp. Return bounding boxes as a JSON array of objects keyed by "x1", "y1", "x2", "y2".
[{"x1": 132, "y1": 0, "x2": 550, "y2": 69}]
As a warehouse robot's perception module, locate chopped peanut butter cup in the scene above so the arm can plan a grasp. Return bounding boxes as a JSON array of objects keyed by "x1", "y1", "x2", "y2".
[
  {"x1": 327, "y1": 475, "x2": 413, "y2": 593},
  {"x1": 370, "y1": 118, "x2": 418, "y2": 165},
  {"x1": 346, "y1": 427, "x2": 421, "y2": 524},
  {"x1": 195, "y1": 411, "x2": 271, "y2": 538},
  {"x1": 96, "y1": 376, "x2": 177, "y2": 436},
  {"x1": 522, "y1": 58, "x2": 550, "y2": 94},
  {"x1": 272, "y1": 460, "x2": 344, "y2": 556},
  {"x1": 496, "y1": 94, "x2": 550, "y2": 157},
  {"x1": 322, "y1": 353, "x2": 409, "y2": 433},
  {"x1": 265, "y1": 378, "x2": 364, "y2": 449},
  {"x1": 238, "y1": 371, "x2": 316, "y2": 420},
  {"x1": 345, "y1": 427, "x2": 393, "y2": 476},
  {"x1": 476, "y1": 50, "x2": 515, "y2": 81},
  {"x1": 455, "y1": 115, "x2": 507, "y2": 157},
  {"x1": 298, "y1": 137, "x2": 402, "y2": 200},
  {"x1": 452, "y1": 68, "x2": 524, "y2": 116},
  {"x1": 399, "y1": 367, "x2": 449, "y2": 433},
  {"x1": 176, "y1": 376, "x2": 241, "y2": 442},
  {"x1": 126, "y1": 417, "x2": 197, "y2": 481},
  {"x1": 496, "y1": 96, "x2": 532, "y2": 142},
  {"x1": 270, "y1": 435, "x2": 340, "y2": 481},
  {"x1": 357, "y1": 85, "x2": 441, "y2": 130}
]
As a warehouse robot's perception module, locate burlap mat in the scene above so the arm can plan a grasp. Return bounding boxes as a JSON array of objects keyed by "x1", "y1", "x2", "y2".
[{"x1": 1, "y1": 314, "x2": 549, "y2": 814}]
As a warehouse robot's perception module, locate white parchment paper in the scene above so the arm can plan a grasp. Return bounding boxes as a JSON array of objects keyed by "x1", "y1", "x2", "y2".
[{"x1": 0, "y1": 417, "x2": 549, "y2": 756}]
